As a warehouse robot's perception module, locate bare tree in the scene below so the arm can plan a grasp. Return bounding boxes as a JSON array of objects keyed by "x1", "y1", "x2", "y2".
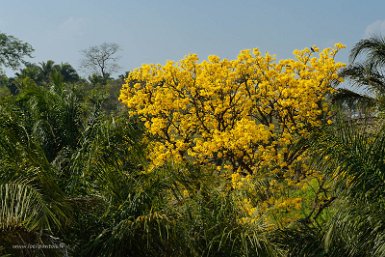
[{"x1": 80, "y1": 42, "x2": 121, "y2": 82}]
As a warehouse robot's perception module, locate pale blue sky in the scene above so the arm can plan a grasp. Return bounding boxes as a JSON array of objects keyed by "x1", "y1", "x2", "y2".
[{"x1": 1, "y1": 0, "x2": 385, "y2": 77}]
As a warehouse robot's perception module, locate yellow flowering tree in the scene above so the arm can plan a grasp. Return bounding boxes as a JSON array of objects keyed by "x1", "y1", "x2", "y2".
[{"x1": 119, "y1": 44, "x2": 345, "y2": 225}]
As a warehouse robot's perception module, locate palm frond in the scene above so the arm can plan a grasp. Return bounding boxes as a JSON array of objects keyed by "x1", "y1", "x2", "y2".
[
  {"x1": 324, "y1": 198, "x2": 385, "y2": 257},
  {"x1": 340, "y1": 63, "x2": 385, "y2": 95},
  {"x1": 350, "y1": 36, "x2": 385, "y2": 68}
]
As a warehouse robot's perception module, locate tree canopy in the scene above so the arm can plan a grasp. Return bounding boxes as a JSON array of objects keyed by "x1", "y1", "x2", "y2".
[
  {"x1": 120, "y1": 45, "x2": 344, "y2": 174},
  {"x1": 0, "y1": 32, "x2": 33, "y2": 71}
]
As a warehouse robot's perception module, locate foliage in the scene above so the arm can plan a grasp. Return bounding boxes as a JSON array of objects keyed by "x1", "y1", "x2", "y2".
[
  {"x1": 15, "y1": 61, "x2": 81, "y2": 85},
  {"x1": 0, "y1": 32, "x2": 33, "y2": 71},
  {"x1": 308, "y1": 118, "x2": 385, "y2": 256},
  {"x1": 0, "y1": 93, "x2": 73, "y2": 256}
]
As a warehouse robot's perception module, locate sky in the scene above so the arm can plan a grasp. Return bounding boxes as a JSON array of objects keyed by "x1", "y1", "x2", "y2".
[{"x1": 1, "y1": 0, "x2": 385, "y2": 77}]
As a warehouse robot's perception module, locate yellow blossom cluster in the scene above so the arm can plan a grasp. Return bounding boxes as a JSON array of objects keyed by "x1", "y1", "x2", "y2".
[
  {"x1": 232, "y1": 167, "x2": 327, "y2": 226},
  {"x1": 119, "y1": 44, "x2": 344, "y2": 176}
]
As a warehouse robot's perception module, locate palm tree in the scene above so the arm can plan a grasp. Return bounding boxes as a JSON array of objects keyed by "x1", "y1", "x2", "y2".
[
  {"x1": 56, "y1": 63, "x2": 80, "y2": 83},
  {"x1": 40, "y1": 60, "x2": 56, "y2": 81},
  {"x1": 15, "y1": 63, "x2": 44, "y2": 84},
  {"x1": 0, "y1": 103, "x2": 72, "y2": 256},
  {"x1": 277, "y1": 119, "x2": 385, "y2": 257},
  {"x1": 337, "y1": 35, "x2": 385, "y2": 115},
  {"x1": 319, "y1": 118, "x2": 385, "y2": 256}
]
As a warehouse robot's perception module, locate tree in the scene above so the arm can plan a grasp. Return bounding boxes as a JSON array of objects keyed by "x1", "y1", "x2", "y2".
[
  {"x1": 293, "y1": 118, "x2": 385, "y2": 256},
  {"x1": 40, "y1": 61, "x2": 80, "y2": 84},
  {"x1": 0, "y1": 93, "x2": 73, "y2": 256},
  {"x1": 57, "y1": 62, "x2": 80, "y2": 83},
  {"x1": 16, "y1": 60, "x2": 80, "y2": 85},
  {"x1": 120, "y1": 44, "x2": 345, "y2": 225},
  {"x1": 40, "y1": 60, "x2": 56, "y2": 79},
  {"x1": 15, "y1": 63, "x2": 44, "y2": 83},
  {"x1": 0, "y1": 32, "x2": 33, "y2": 71},
  {"x1": 80, "y1": 42, "x2": 121, "y2": 83},
  {"x1": 120, "y1": 45, "x2": 344, "y2": 175},
  {"x1": 336, "y1": 35, "x2": 385, "y2": 114}
]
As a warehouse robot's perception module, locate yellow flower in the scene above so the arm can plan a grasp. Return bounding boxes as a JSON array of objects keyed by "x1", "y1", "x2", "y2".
[{"x1": 334, "y1": 42, "x2": 346, "y2": 49}]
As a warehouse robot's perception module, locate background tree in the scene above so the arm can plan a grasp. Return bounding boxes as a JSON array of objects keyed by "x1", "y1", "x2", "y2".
[
  {"x1": 58, "y1": 62, "x2": 80, "y2": 83},
  {"x1": 0, "y1": 32, "x2": 33, "y2": 71},
  {"x1": 336, "y1": 35, "x2": 385, "y2": 116},
  {"x1": 15, "y1": 60, "x2": 80, "y2": 85},
  {"x1": 80, "y1": 42, "x2": 121, "y2": 84}
]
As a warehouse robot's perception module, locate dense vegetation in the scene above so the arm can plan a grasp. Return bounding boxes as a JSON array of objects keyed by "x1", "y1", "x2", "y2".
[{"x1": 1, "y1": 32, "x2": 385, "y2": 256}]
